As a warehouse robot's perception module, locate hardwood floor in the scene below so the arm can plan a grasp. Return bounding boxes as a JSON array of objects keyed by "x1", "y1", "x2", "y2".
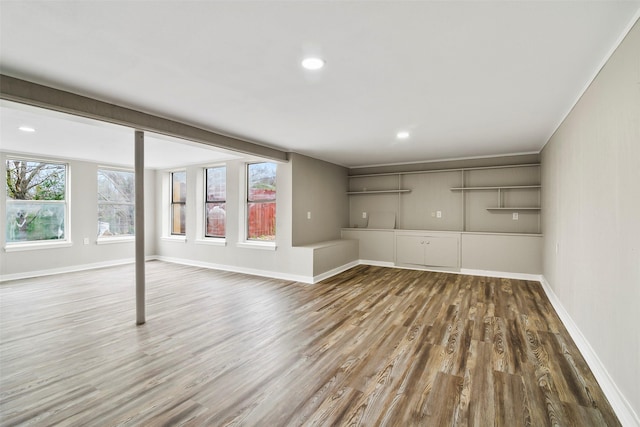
[{"x1": 0, "y1": 262, "x2": 618, "y2": 426}]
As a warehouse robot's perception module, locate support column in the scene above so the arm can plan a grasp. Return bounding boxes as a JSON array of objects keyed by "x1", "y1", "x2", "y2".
[{"x1": 135, "y1": 130, "x2": 146, "y2": 325}]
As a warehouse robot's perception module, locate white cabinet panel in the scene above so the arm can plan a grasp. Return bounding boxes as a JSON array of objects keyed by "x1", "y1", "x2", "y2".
[
  {"x1": 461, "y1": 233, "x2": 542, "y2": 274},
  {"x1": 396, "y1": 235, "x2": 424, "y2": 265},
  {"x1": 424, "y1": 236, "x2": 459, "y2": 268},
  {"x1": 396, "y1": 232, "x2": 460, "y2": 268},
  {"x1": 341, "y1": 229, "x2": 395, "y2": 262}
]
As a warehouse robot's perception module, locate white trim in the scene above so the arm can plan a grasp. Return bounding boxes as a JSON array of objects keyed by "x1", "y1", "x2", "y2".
[
  {"x1": 358, "y1": 259, "x2": 396, "y2": 268},
  {"x1": 97, "y1": 164, "x2": 134, "y2": 173},
  {"x1": 96, "y1": 236, "x2": 135, "y2": 245},
  {"x1": 160, "y1": 236, "x2": 187, "y2": 243},
  {"x1": 539, "y1": 276, "x2": 640, "y2": 426},
  {"x1": 312, "y1": 260, "x2": 359, "y2": 284},
  {"x1": 350, "y1": 151, "x2": 541, "y2": 170},
  {"x1": 460, "y1": 268, "x2": 542, "y2": 282},
  {"x1": 357, "y1": 259, "x2": 542, "y2": 281},
  {"x1": 0, "y1": 257, "x2": 137, "y2": 282},
  {"x1": 155, "y1": 256, "x2": 309, "y2": 283},
  {"x1": 194, "y1": 238, "x2": 226, "y2": 246},
  {"x1": 4, "y1": 240, "x2": 73, "y2": 252},
  {"x1": 3, "y1": 253, "x2": 635, "y2": 424},
  {"x1": 236, "y1": 241, "x2": 277, "y2": 251}
]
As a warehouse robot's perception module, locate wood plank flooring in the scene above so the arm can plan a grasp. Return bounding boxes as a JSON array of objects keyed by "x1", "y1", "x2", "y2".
[{"x1": 0, "y1": 262, "x2": 619, "y2": 426}]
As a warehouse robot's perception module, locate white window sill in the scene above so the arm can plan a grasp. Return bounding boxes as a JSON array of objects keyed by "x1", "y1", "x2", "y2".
[
  {"x1": 97, "y1": 236, "x2": 135, "y2": 245},
  {"x1": 4, "y1": 240, "x2": 73, "y2": 252},
  {"x1": 236, "y1": 241, "x2": 277, "y2": 251},
  {"x1": 195, "y1": 238, "x2": 226, "y2": 246},
  {"x1": 161, "y1": 236, "x2": 187, "y2": 243}
]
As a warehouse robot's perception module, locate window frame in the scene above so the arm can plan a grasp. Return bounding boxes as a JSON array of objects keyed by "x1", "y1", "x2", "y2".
[
  {"x1": 4, "y1": 157, "x2": 70, "y2": 250},
  {"x1": 96, "y1": 167, "x2": 135, "y2": 241},
  {"x1": 170, "y1": 170, "x2": 187, "y2": 236},
  {"x1": 245, "y1": 162, "x2": 277, "y2": 242},
  {"x1": 204, "y1": 165, "x2": 227, "y2": 239}
]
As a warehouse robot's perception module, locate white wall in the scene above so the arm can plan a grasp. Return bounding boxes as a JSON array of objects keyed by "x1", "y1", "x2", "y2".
[
  {"x1": 0, "y1": 153, "x2": 156, "y2": 279},
  {"x1": 541, "y1": 19, "x2": 640, "y2": 418},
  {"x1": 1, "y1": 151, "x2": 354, "y2": 282},
  {"x1": 154, "y1": 158, "x2": 313, "y2": 280}
]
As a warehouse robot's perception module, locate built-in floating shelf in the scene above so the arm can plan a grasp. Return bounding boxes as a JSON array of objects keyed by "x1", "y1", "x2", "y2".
[
  {"x1": 347, "y1": 189, "x2": 411, "y2": 195},
  {"x1": 450, "y1": 185, "x2": 541, "y2": 191},
  {"x1": 486, "y1": 207, "x2": 541, "y2": 211}
]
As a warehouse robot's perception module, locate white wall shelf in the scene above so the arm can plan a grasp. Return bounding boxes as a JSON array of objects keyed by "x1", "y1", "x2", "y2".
[
  {"x1": 347, "y1": 189, "x2": 411, "y2": 195},
  {"x1": 486, "y1": 207, "x2": 541, "y2": 211},
  {"x1": 450, "y1": 185, "x2": 541, "y2": 191},
  {"x1": 452, "y1": 183, "x2": 541, "y2": 214},
  {"x1": 348, "y1": 162, "x2": 541, "y2": 234}
]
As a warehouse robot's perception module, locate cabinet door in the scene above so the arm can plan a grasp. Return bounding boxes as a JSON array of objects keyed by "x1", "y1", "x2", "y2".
[
  {"x1": 395, "y1": 235, "x2": 425, "y2": 265},
  {"x1": 423, "y1": 236, "x2": 459, "y2": 267}
]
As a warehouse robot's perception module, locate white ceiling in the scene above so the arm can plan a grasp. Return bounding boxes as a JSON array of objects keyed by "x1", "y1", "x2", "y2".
[
  {"x1": 1, "y1": 1, "x2": 639, "y2": 168},
  {"x1": 0, "y1": 101, "x2": 241, "y2": 169}
]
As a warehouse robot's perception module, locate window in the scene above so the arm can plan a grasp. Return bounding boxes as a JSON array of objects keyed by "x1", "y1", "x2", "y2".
[
  {"x1": 97, "y1": 169, "x2": 134, "y2": 238},
  {"x1": 247, "y1": 162, "x2": 276, "y2": 241},
  {"x1": 205, "y1": 166, "x2": 226, "y2": 238},
  {"x1": 5, "y1": 159, "x2": 67, "y2": 243},
  {"x1": 171, "y1": 171, "x2": 186, "y2": 235}
]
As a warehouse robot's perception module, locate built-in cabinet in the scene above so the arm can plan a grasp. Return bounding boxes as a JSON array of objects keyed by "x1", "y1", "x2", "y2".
[
  {"x1": 395, "y1": 232, "x2": 460, "y2": 268},
  {"x1": 344, "y1": 162, "x2": 542, "y2": 274},
  {"x1": 341, "y1": 228, "x2": 542, "y2": 274}
]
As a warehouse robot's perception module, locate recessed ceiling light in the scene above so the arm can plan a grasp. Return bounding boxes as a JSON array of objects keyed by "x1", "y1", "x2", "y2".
[
  {"x1": 301, "y1": 57, "x2": 325, "y2": 70},
  {"x1": 18, "y1": 126, "x2": 36, "y2": 133},
  {"x1": 396, "y1": 131, "x2": 410, "y2": 139}
]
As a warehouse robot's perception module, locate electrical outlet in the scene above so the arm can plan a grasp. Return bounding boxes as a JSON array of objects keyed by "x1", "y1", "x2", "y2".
[
  {"x1": 436, "y1": 211, "x2": 442, "y2": 218},
  {"x1": 362, "y1": 212, "x2": 367, "y2": 219},
  {"x1": 83, "y1": 237, "x2": 90, "y2": 245},
  {"x1": 512, "y1": 212, "x2": 519, "y2": 220},
  {"x1": 307, "y1": 211, "x2": 311, "y2": 220}
]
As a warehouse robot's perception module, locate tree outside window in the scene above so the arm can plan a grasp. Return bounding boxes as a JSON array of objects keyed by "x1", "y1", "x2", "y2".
[
  {"x1": 5, "y1": 159, "x2": 67, "y2": 243},
  {"x1": 97, "y1": 169, "x2": 134, "y2": 237},
  {"x1": 205, "y1": 166, "x2": 226, "y2": 238},
  {"x1": 247, "y1": 162, "x2": 276, "y2": 241}
]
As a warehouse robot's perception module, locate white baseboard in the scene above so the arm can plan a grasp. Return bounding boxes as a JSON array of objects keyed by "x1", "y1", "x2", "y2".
[
  {"x1": 312, "y1": 260, "x2": 360, "y2": 283},
  {"x1": 357, "y1": 260, "x2": 542, "y2": 282},
  {"x1": 0, "y1": 257, "x2": 143, "y2": 282},
  {"x1": 358, "y1": 259, "x2": 396, "y2": 268},
  {"x1": 539, "y1": 276, "x2": 639, "y2": 426},
  {"x1": 460, "y1": 268, "x2": 542, "y2": 282},
  {"x1": 4, "y1": 255, "x2": 634, "y2": 424},
  {"x1": 154, "y1": 256, "x2": 313, "y2": 284}
]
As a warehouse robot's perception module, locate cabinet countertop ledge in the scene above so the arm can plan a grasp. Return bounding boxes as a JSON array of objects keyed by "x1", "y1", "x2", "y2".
[{"x1": 341, "y1": 228, "x2": 542, "y2": 237}]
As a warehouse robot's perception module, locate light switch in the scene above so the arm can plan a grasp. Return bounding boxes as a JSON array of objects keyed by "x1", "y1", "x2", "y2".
[
  {"x1": 83, "y1": 237, "x2": 90, "y2": 245},
  {"x1": 512, "y1": 212, "x2": 519, "y2": 220},
  {"x1": 307, "y1": 211, "x2": 311, "y2": 220},
  {"x1": 362, "y1": 212, "x2": 367, "y2": 219}
]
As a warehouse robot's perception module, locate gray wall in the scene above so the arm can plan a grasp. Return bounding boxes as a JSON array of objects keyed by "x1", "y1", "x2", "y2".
[
  {"x1": 541, "y1": 20, "x2": 640, "y2": 416},
  {"x1": 291, "y1": 153, "x2": 349, "y2": 246},
  {"x1": 0, "y1": 153, "x2": 156, "y2": 278},
  {"x1": 348, "y1": 160, "x2": 540, "y2": 234}
]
